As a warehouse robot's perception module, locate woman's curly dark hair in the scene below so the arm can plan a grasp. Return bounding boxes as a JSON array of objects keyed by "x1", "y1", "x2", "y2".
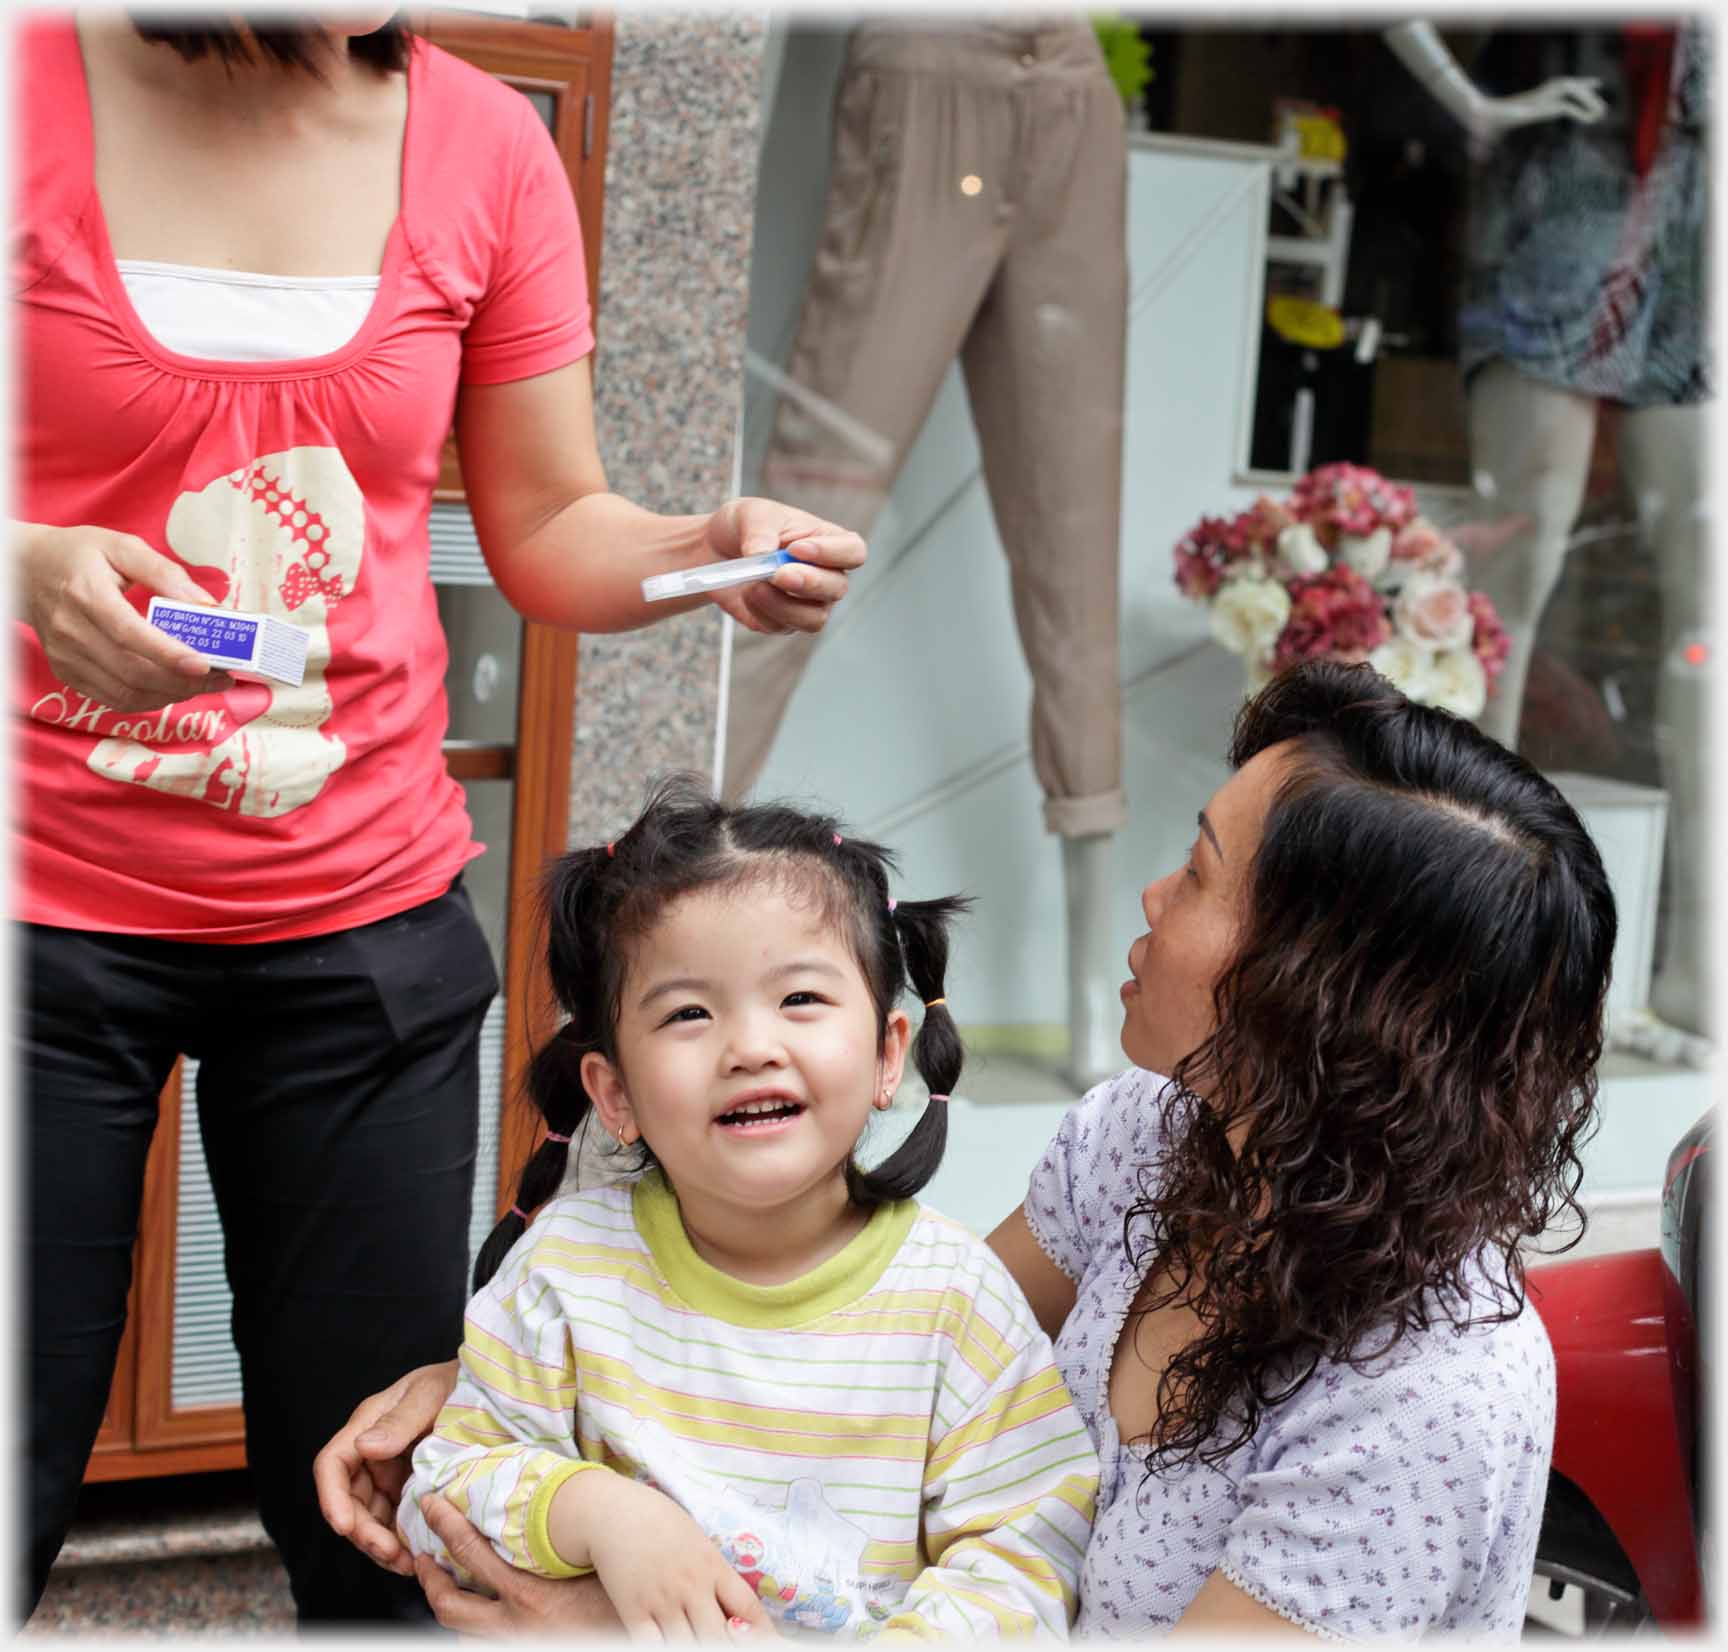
[{"x1": 1126, "y1": 660, "x2": 1617, "y2": 1471}]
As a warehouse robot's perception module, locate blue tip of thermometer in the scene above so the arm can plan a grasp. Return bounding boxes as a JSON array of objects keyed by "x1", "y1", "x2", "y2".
[{"x1": 642, "y1": 549, "x2": 795, "y2": 603}]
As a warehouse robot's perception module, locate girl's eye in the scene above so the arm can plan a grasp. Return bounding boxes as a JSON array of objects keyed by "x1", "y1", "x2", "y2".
[
  {"x1": 663, "y1": 1004, "x2": 709, "y2": 1026},
  {"x1": 1184, "y1": 863, "x2": 1200, "y2": 885},
  {"x1": 782, "y1": 991, "x2": 824, "y2": 1009}
]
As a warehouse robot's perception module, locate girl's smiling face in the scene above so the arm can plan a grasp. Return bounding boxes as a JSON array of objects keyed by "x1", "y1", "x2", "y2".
[
  {"x1": 582, "y1": 880, "x2": 910, "y2": 1231},
  {"x1": 1119, "y1": 744, "x2": 1290, "y2": 1082}
]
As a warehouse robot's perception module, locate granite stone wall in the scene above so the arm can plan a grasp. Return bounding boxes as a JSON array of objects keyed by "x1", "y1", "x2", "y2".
[{"x1": 569, "y1": 11, "x2": 770, "y2": 846}]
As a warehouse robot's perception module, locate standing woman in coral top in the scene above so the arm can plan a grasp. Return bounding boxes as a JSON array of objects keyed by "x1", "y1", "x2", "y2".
[{"x1": 11, "y1": 9, "x2": 863, "y2": 1624}]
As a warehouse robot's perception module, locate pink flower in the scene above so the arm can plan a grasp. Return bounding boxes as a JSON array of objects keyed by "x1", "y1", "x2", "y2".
[
  {"x1": 1390, "y1": 518, "x2": 1465, "y2": 581},
  {"x1": 1467, "y1": 591, "x2": 1510, "y2": 689},
  {"x1": 1174, "y1": 544, "x2": 1224, "y2": 600},
  {"x1": 1395, "y1": 574, "x2": 1474, "y2": 652},
  {"x1": 1290, "y1": 463, "x2": 1418, "y2": 546},
  {"x1": 1239, "y1": 494, "x2": 1296, "y2": 546},
  {"x1": 1271, "y1": 565, "x2": 1391, "y2": 672},
  {"x1": 1416, "y1": 540, "x2": 1463, "y2": 581},
  {"x1": 1391, "y1": 518, "x2": 1444, "y2": 562},
  {"x1": 1173, "y1": 514, "x2": 1257, "y2": 600}
]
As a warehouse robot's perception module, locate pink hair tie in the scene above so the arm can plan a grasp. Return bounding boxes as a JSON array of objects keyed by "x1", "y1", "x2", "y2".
[
  {"x1": 511, "y1": 1205, "x2": 531, "y2": 1222},
  {"x1": 926, "y1": 1094, "x2": 950, "y2": 1104},
  {"x1": 887, "y1": 898, "x2": 897, "y2": 913},
  {"x1": 544, "y1": 1131, "x2": 572, "y2": 1145},
  {"x1": 605, "y1": 842, "x2": 615, "y2": 858},
  {"x1": 833, "y1": 832, "x2": 843, "y2": 846}
]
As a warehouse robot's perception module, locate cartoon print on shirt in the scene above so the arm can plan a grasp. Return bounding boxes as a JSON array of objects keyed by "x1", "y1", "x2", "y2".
[
  {"x1": 85, "y1": 446, "x2": 363, "y2": 816},
  {"x1": 718, "y1": 1531, "x2": 798, "y2": 1609},
  {"x1": 618, "y1": 1420, "x2": 870, "y2": 1632}
]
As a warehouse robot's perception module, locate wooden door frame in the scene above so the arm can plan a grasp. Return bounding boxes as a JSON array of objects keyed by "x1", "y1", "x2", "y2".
[{"x1": 411, "y1": 8, "x2": 614, "y2": 1215}]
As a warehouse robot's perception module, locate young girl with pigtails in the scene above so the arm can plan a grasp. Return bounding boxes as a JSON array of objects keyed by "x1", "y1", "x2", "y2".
[{"x1": 395, "y1": 777, "x2": 1098, "y2": 1640}]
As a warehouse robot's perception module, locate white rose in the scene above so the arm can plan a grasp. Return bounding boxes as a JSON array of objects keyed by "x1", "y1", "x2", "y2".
[
  {"x1": 1210, "y1": 577, "x2": 1291, "y2": 657},
  {"x1": 1395, "y1": 571, "x2": 1475, "y2": 653},
  {"x1": 1428, "y1": 646, "x2": 1488, "y2": 719},
  {"x1": 1276, "y1": 522, "x2": 1329, "y2": 577},
  {"x1": 1375, "y1": 558, "x2": 1414, "y2": 595},
  {"x1": 1368, "y1": 635, "x2": 1438, "y2": 702},
  {"x1": 1338, "y1": 526, "x2": 1392, "y2": 582}
]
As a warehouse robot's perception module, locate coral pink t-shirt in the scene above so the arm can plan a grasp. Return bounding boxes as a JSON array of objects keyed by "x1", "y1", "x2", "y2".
[{"x1": 13, "y1": 17, "x2": 594, "y2": 941}]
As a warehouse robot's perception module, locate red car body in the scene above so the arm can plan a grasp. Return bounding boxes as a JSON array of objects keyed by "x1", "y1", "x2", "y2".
[
  {"x1": 1526, "y1": 1109, "x2": 1710, "y2": 1630},
  {"x1": 1529, "y1": 1249, "x2": 1702, "y2": 1624}
]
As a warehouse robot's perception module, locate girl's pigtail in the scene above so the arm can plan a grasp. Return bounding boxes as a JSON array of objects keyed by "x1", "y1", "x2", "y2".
[
  {"x1": 472, "y1": 845, "x2": 614, "y2": 1291},
  {"x1": 849, "y1": 894, "x2": 971, "y2": 1205}
]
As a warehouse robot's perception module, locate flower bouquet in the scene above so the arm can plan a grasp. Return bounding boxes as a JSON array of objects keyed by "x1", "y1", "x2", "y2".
[{"x1": 1173, "y1": 462, "x2": 1510, "y2": 717}]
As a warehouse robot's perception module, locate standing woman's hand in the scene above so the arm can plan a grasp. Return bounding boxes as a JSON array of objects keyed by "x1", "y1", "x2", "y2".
[
  {"x1": 313, "y1": 1359, "x2": 459, "y2": 1577},
  {"x1": 703, "y1": 498, "x2": 867, "y2": 636},
  {"x1": 15, "y1": 521, "x2": 233, "y2": 710}
]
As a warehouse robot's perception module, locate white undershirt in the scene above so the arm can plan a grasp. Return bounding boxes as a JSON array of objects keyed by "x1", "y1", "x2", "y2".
[{"x1": 117, "y1": 259, "x2": 380, "y2": 361}]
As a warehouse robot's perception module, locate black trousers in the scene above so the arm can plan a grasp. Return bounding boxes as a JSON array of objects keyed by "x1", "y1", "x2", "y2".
[{"x1": 23, "y1": 881, "x2": 497, "y2": 1625}]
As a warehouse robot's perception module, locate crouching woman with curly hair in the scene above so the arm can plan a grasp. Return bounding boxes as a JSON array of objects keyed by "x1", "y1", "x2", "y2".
[
  {"x1": 990, "y1": 659, "x2": 1615, "y2": 1638},
  {"x1": 317, "y1": 659, "x2": 1616, "y2": 1640}
]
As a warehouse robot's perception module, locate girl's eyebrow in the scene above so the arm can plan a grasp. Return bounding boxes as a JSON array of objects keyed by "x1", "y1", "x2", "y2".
[
  {"x1": 1197, "y1": 809, "x2": 1224, "y2": 861},
  {"x1": 637, "y1": 957, "x2": 845, "y2": 1010},
  {"x1": 637, "y1": 975, "x2": 712, "y2": 1010},
  {"x1": 766, "y1": 958, "x2": 846, "y2": 982}
]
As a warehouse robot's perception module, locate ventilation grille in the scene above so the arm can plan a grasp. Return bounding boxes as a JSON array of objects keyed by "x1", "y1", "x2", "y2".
[{"x1": 429, "y1": 501, "x2": 493, "y2": 587}]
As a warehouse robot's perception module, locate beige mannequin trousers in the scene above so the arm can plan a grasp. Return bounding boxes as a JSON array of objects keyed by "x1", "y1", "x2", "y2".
[{"x1": 726, "y1": 19, "x2": 1129, "y2": 838}]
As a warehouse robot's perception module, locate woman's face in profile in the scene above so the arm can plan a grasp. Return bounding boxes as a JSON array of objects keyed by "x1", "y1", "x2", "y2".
[{"x1": 1118, "y1": 743, "x2": 1290, "y2": 1080}]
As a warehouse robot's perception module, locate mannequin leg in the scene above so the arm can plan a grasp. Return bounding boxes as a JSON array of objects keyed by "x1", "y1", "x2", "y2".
[
  {"x1": 1618, "y1": 400, "x2": 1712, "y2": 1040},
  {"x1": 1464, "y1": 363, "x2": 1599, "y2": 749},
  {"x1": 1061, "y1": 836, "x2": 1121, "y2": 1090},
  {"x1": 956, "y1": 52, "x2": 1128, "y2": 1090},
  {"x1": 723, "y1": 37, "x2": 1018, "y2": 802},
  {"x1": 723, "y1": 534, "x2": 866, "y2": 804}
]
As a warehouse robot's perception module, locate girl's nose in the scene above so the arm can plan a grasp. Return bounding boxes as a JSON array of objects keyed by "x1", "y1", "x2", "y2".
[{"x1": 722, "y1": 1011, "x2": 787, "y2": 1073}]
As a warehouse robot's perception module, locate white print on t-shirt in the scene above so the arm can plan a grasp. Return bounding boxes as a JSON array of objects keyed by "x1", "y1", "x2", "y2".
[
  {"x1": 620, "y1": 1419, "x2": 877, "y2": 1632},
  {"x1": 80, "y1": 446, "x2": 365, "y2": 816},
  {"x1": 30, "y1": 692, "x2": 228, "y2": 746}
]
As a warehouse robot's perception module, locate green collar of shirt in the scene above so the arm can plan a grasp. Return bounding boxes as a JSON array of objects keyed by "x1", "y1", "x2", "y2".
[{"x1": 632, "y1": 1170, "x2": 917, "y2": 1329}]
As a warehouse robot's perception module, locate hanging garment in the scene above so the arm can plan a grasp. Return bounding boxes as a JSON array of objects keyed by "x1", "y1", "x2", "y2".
[
  {"x1": 727, "y1": 19, "x2": 1129, "y2": 839},
  {"x1": 1459, "y1": 22, "x2": 1711, "y2": 408}
]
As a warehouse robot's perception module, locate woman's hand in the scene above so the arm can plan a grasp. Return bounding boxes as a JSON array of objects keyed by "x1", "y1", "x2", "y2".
[
  {"x1": 412, "y1": 1492, "x2": 628, "y2": 1636},
  {"x1": 575, "y1": 1475, "x2": 774, "y2": 1641},
  {"x1": 313, "y1": 1360, "x2": 459, "y2": 1577},
  {"x1": 15, "y1": 521, "x2": 233, "y2": 710},
  {"x1": 703, "y1": 498, "x2": 867, "y2": 637}
]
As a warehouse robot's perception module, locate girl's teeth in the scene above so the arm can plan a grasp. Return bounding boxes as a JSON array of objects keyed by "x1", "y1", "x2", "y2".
[{"x1": 721, "y1": 1101, "x2": 800, "y2": 1125}]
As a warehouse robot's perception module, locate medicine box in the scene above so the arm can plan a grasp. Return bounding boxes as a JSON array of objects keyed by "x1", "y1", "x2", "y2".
[{"x1": 146, "y1": 598, "x2": 308, "y2": 688}]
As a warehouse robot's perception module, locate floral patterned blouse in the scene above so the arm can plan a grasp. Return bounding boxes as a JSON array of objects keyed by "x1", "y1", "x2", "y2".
[{"x1": 1026, "y1": 1070, "x2": 1553, "y2": 1640}]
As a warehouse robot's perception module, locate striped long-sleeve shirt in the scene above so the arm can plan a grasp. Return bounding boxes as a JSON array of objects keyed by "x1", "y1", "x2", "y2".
[{"x1": 399, "y1": 1172, "x2": 1098, "y2": 1638}]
